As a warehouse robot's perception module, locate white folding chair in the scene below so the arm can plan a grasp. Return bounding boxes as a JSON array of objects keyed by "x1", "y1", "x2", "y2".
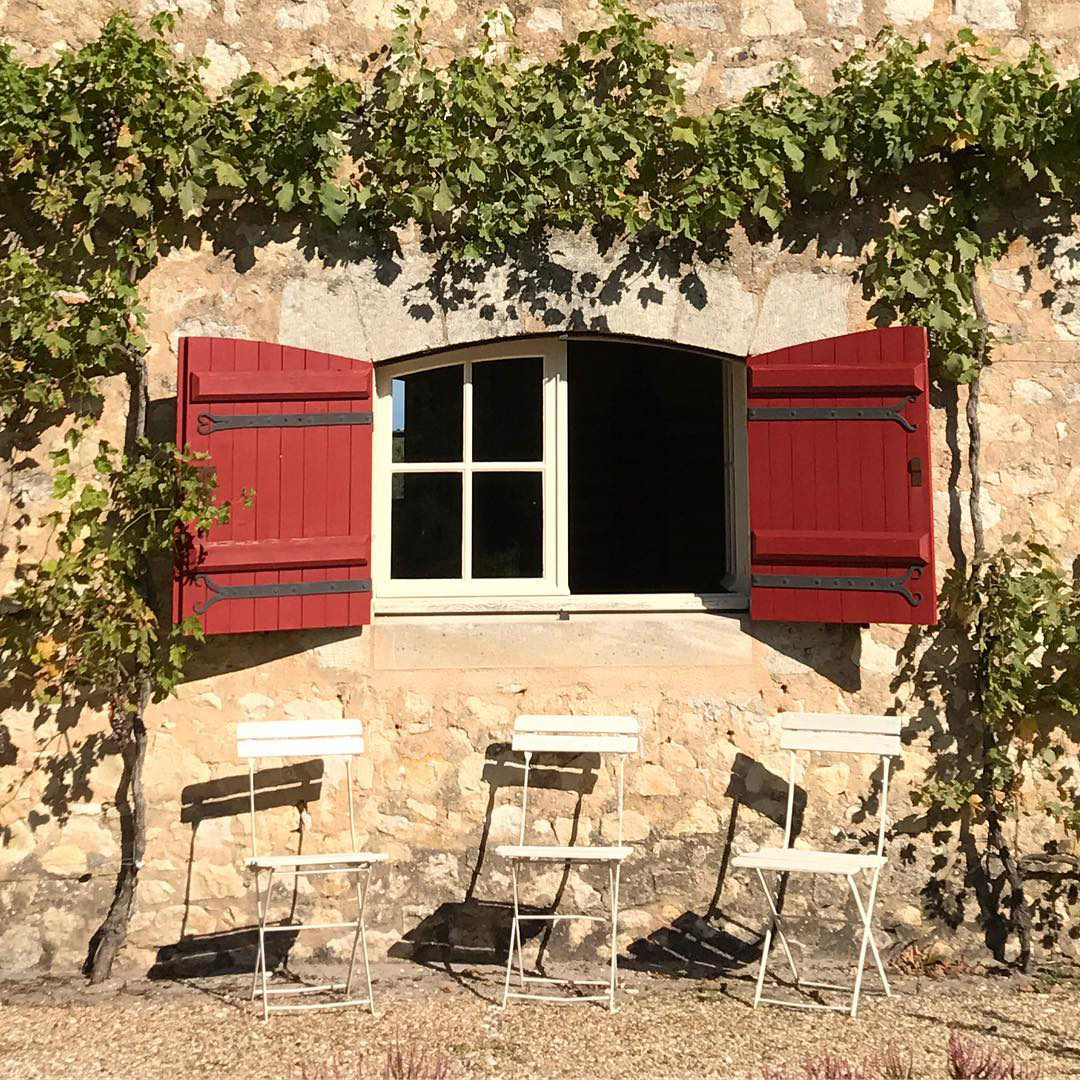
[
  {"x1": 732, "y1": 712, "x2": 901, "y2": 1018},
  {"x1": 237, "y1": 717, "x2": 387, "y2": 1020},
  {"x1": 494, "y1": 714, "x2": 640, "y2": 1012}
]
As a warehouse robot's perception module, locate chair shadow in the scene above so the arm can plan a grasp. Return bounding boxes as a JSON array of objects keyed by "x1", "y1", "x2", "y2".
[
  {"x1": 624, "y1": 753, "x2": 806, "y2": 989},
  {"x1": 148, "y1": 761, "x2": 324, "y2": 981},
  {"x1": 389, "y1": 742, "x2": 600, "y2": 1001}
]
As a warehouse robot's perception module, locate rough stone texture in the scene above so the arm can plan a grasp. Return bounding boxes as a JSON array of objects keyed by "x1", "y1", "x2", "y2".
[
  {"x1": 2, "y1": 0, "x2": 1080, "y2": 980},
  {"x1": 951, "y1": 0, "x2": 1019, "y2": 30}
]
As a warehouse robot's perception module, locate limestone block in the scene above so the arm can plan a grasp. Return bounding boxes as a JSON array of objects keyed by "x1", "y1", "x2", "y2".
[
  {"x1": 237, "y1": 692, "x2": 275, "y2": 717},
  {"x1": 200, "y1": 40, "x2": 250, "y2": 94},
  {"x1": 526, "y1": 6, "x2": 563, "y2": 32},
  {"x1": 602, "y1": 810, "x2": 650, "y2": 842},
  {"x1": 742, "y1": 0, "x2": 806, "y2": 36},
  {"x1": 951, "y1": 0, "x2": 1018, "y2": 29},
  {"x1": 457, "y1": 752, "x2": 488, "y2": 797},
  {"x1": 670, "y1": 799, "x2": 721, "y2": 835},
  {"x1": 647, "y1": 1, "x2": 727, "y2": 29},
  {"x1": 37, "y1": 841, "x2": 89, "y2": 877},
  {"x1": 140, "y1": 0, "x2": 211, "y2": 16},
  {"x1": 715, "y1": 60, "x2": 782, "y2": 101},
  {"x1": 633, "y1": 764, "x2": 680, "y2": 797},
  {"x1": 283, "y1": 697, "x2": 343, "y2": 721},
  {"x1": 748, "y1": 272, "x2": 851, "y2": 354},
  {"x1": 554, "y1": 815, "x2": 593, "y2": 845},
  {"x1": 827, "y1": 0, "x2": 862, "y2": 25},
  {"x1": 406, "y1": 798, "x2": 439, "y2": 822},
  {"x1": 0, "y1": 926, "x2": 43, "y2": 971},
  {"x1": 673, "y1": 51, "x2": 714, "y2": 95},
  {"x1": 659, "y1": 742, "x2": 696, "y2": 771},
  {"x1": 1011, "y1": 377, "x2": 1053, "y2": 405},
  {"x1": 814, "y1": 762, "x2": 850, "y2": 798},
  {"x1": 1032, "y1": 2, "x2": 1080, "y2": 34},
  {"x1": 190, "y1": 861, "x2": 246, "y2": 900},
  {"x1": 884, "y1": 0, "x2": 934, "y2": 20},
  {"x1": 276, "y1": 0, "x2": 330, "y2": 28}
]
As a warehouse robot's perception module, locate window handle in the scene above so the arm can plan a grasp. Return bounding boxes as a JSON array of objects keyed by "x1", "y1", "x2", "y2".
[{"x1": 908, "y1": 456, "x2": 923, "y2": 487}]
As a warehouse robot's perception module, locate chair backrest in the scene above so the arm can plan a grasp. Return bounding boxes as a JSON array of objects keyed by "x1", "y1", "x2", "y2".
[
  {"x1": 774, "y1": 713, "x2": 902, "y2": 857},
  {"x1": 510, "y1": 714, "x2": 640, "y2": 847},
  {"x1": 236, "y1": 717, "x2": 364, "y2": 860},
  {"x1": 779, "y1": 713, "x2": 901, "y2": 757}
]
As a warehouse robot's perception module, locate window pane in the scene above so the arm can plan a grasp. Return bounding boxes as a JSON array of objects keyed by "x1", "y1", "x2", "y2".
[
  {"x1": 392, "y1": 365, "x2": 463, "y2": 462},
  {"x1": 568, "y1": 341, "x2": 727, "y2": 593},
  {"x1": 472, "y1": 472, "x2": 543, "y2": 578},
  {"x1": 391, "y1": 472, "x2": 462, "y2": 578},
  {"x1": 472, "y1": 357, "x2": 543, "y2": 462}
]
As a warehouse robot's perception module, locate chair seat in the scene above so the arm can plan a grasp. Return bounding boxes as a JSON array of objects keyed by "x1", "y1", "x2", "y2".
[
  {"x1": 245, "y1": 851, "x2": 388, "y2": 870},
  {"x1": 495, "y1": 844, "x2": 633, "y2": 863},
  {"x1": 732, "y1": 848, "x2": 885, "y2": 875}
]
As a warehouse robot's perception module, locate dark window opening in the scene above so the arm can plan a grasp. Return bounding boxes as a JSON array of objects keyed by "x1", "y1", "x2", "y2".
[{"x1": 568, "y1": 341, "x2": 727, "y2": 594}]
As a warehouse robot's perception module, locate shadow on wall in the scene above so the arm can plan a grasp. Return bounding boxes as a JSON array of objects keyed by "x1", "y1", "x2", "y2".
[
  {"x1": 623, "y1": 752, "x2": 805, "y2": 979},
  {"x1": 740, "y1": 618, "x2": 864, "y2": 694},
  {"x1": 388, "y1": 742, "x2": 601, "y2": 994},
  {"x1": 148, "y1": 760, "x2": 323, "y2": 980}
]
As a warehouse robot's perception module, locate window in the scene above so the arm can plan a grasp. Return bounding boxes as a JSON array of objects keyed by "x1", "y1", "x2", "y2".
[{"x1": 372, "y1": 336, "x2": 748, "y2": 612}]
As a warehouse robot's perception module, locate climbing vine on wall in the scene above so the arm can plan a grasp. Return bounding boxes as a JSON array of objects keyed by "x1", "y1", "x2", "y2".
[{"x1": 3, "y1": 3, "x2": 1080, "y2": 976}]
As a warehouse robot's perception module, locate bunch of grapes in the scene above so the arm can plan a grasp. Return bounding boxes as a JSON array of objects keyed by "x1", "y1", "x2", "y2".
[{"x1": 95, "y1": 111, "x2": 123, "y2": 154}]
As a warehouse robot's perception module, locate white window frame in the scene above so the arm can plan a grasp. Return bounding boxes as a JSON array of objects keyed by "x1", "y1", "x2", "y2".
[{"x1": 372, "y1": 335, "x2": 749, "y2": 615}]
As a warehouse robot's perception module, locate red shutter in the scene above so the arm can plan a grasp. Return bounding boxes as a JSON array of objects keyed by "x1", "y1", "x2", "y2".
[
  {"x1": 747, "y1": 326, "x2": 937, "y2": 625},
  {"x1": 173, "y1": 337, "x2": 373, "y2": 635}
]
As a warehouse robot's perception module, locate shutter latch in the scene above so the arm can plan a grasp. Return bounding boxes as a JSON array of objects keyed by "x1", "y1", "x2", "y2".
[{"x1": 907, "y1": 456, "x2": 923, "y2": 487}]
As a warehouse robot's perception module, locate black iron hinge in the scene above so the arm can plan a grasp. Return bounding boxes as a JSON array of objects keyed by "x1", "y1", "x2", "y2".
[{"x1": 197, "y1": 411, "x2": 372, "y2": 436}]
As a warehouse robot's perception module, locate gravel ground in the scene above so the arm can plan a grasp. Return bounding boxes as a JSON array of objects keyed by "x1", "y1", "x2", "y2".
[{"x1": 2, "y1": 963, "x2": 1079, "y2": 1080}]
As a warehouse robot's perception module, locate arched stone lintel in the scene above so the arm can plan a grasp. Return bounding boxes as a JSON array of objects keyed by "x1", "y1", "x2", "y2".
[{"x1": 275, "y1": 234, "x2": 852, "y2": 364}]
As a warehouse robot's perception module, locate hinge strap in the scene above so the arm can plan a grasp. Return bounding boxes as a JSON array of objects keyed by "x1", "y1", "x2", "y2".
[
  {"x1": 197, "y1": 411, "x2": 372, "y2": 435},
  {"x1": 192, "y1": 574, "x2": 371, "y2": 614},
  {"x1": 751, "y1": 565, "x2": 924, "y2": 607},
  {"x1": 747, "y1": 396, "x2": 917, "y2": 432}
]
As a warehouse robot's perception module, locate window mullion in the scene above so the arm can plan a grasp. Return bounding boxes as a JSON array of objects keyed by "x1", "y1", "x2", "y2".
[
  {"x1": 552, "y1": 340, "x2": 569, "y2": 594},
  {"x1": 462, "y1": 361, "x2": 473, "y2": 583}
]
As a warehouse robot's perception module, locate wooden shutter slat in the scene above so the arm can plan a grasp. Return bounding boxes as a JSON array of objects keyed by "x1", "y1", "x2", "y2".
[
  {"x1": 190, "y1": 369, "x2": 371, "y2": 402},
  {"x1": 174, "y1": 337, "x2": 373, "y2": 635},
  {"x1": 748, "y1": 363, "x2": 923, "y2": 395},
  {"x1": 752, "y1": 530, "x2": 930, "y2": 564},
  {"x1": 747, "y1": 327, "x2": 937, "y2": 625}
]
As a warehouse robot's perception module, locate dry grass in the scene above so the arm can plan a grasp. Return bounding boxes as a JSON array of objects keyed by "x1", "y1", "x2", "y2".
[{"x1": 1, "y1": 964, "x2": 1079, "y2": 1080}]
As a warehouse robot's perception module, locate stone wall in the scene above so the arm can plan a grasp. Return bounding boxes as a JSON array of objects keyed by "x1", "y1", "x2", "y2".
[{"x1": 2, "y1": 0, "x2": 1080, "y2": 980}]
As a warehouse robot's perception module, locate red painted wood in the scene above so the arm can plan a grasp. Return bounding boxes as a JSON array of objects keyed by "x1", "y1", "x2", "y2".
[
  {"x1": 747, "y1": 326, "x2": 937, "y2": 625},
  {"x1": 752, "y1": 530, "x2": 930, "y2": 564},
  {"x1": 190, "y1": 368, "x2": 371, "y2": 402},
  {"x1": 173, "y1": 336, "x2": 373, "y2": 635},
  {"x1": 748, "y1": 363, "x2": 923, "y2": 394}
]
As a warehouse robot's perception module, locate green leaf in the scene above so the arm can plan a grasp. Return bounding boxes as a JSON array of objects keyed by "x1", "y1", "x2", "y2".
[
  {"x1": 213, "y1": 159, "x2": 245, "y2": 187},
  {"x1": 433, "y1": 177, "x2": 454, "y2": 213}
]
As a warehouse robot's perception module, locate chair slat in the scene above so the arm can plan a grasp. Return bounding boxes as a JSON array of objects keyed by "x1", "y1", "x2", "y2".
[
  {"x1": 515, "y1": 715, "x2": 639, "y2": 735},
  {"x1": 511, "y1": 733, "x2": 639, "y2": 755},
  {"x1": 780, "y1": 729, "x2": 900, "y2": 756},
  {"x1": 237, "y1": 718, "x2": 363, "y2": 741},
  {"x1": 780, "y1": 713, "x2": 899, "y2": 735},
  {"x1": 238, "y1": 735, "x2": 364, "y2": 760}
]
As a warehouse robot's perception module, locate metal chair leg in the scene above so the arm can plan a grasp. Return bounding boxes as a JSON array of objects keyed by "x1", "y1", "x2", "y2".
[
  {"x1": 849, "y1": 870, "x2": 884, "y2": 1017},
  {"x1": 250, "y1": 869, "x2": 265, "y2": 1002},
  {"x1": 256, "y1": 869, "x2": 276, "y2": 1021},
  {"x1": 359, "y1": 868, "x2": 376, "y2": 1016},
  {"x1": 755, "y1": 868, "x2": 800, "y2": 986},
  {"x1": 608, "y1": 863, "x2": 621, "y2": 1013},
  {"x1": 502, "y1": 864, "x2": 522, "y2": 1008},
  {"x1": 848, "y1": 872, "x2": 891, "y2": 997}
]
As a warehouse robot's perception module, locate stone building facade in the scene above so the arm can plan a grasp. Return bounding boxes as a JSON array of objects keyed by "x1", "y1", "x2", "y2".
[{"x1": 2, "y1": 0, "x2": 1080, "y2": 979}]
